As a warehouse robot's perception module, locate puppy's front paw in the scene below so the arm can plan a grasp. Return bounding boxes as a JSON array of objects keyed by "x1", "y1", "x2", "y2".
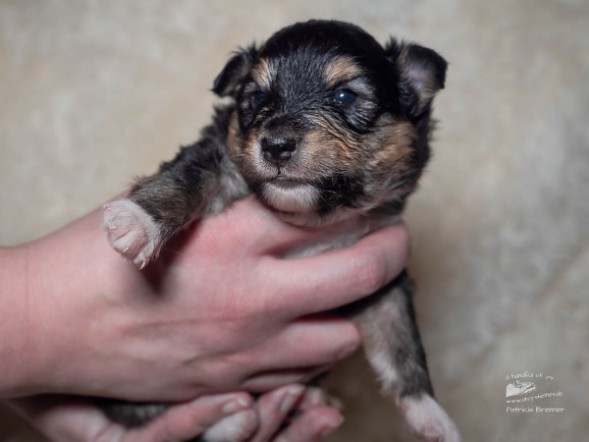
[
  {"x1": 398, "y1": 394, "x2": 461, "y2": 442},
  {"x1": 102, "y1": 199, "x2": 161, "y2": 268}
]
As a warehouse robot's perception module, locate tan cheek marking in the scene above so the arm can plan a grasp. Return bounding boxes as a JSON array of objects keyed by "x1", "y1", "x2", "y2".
[
  {"x1": 229, "y1": 118, "x2": 267, "y2": 182},
  {"x1": 303, "y1": 115, "x2": 417, "y2": 177},
  {"x1": 371, "y1": 118, "x2": 418, "y2": 177},
  {"x1": 227, "y1": 112, "x2": 260, "y2": 167},
  {"x1": 324, "y1": 56, "x2": 363, "y2": 88},
  {"x1": 226, "y1": 111, "x2": 241, "y2": 156},
  {"x1": 302, "y1": 129, "x2": 339, "y2": 165},
  {"x1": 251, "y1": 58, "x2": 275, "y2": 90},
  {"x1": 302, "y1": 124, "x2": 362, "y2": 172}
]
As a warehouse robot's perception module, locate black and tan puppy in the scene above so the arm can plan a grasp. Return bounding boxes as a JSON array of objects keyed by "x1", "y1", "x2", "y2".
[{"x1": 102, "y1": 20, "x2": 460, "y2": 441}]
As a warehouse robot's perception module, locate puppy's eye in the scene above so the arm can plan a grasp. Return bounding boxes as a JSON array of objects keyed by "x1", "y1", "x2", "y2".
[
  {"x1": 249, "y1": 90, "x2": 267, "y2": 108},
  {"x1": 332, "y1": 89, "x2": 358, "y2": 105}
]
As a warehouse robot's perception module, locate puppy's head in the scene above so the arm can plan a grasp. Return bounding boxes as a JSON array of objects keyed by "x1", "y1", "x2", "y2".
[{"x1": 215, "y1": 20, "x2": 447, "y2": 225}]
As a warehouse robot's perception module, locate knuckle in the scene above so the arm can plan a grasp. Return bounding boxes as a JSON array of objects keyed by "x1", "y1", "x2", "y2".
[
  {"x1": 334, "y1": 328, "x2": 361, "y2": 360},
  {"x1": 352, "y1": 254, "x2": 386, "y2": 294},
  {"x1": 320, "y1": 323, "x2": 360, "y2": 364}
]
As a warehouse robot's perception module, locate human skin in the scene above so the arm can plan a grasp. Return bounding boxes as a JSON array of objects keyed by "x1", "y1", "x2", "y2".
[
  {"x1": 0, "y1": 196, "x2": 409, "y2": 440},
  {"x1": 10, "y1": 385, "x2": 344, "y2": 442}
]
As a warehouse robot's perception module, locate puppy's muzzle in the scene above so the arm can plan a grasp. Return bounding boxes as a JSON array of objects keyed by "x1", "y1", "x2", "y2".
[{"x1": 261, "y1": 135, "x2": 297, "y2": 166}]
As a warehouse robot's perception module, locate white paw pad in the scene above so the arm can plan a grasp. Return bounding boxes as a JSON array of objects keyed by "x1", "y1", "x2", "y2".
[
  {"x1": 102, "y1": 199, "x2": 161, "y2": 268},
  {"x1": 201, "y1": 409, "x2": 258, "y2": 442},
  {"x1": 398, "y1": 394, "x2": 461, "y2": 442}
]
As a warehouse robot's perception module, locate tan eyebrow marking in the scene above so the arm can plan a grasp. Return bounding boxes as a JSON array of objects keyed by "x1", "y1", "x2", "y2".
[
  {"x1": 323, "y1": 56, "x2": 363, "y2": 87},
  {"x1": 251, "y1": 58, "x2": 276, "y2": 90}
]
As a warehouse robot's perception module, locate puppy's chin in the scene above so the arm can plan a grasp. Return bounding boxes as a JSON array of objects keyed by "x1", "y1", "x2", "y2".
[{"x1": 261, "y1": 181, "x2": 319, "y2": 215}]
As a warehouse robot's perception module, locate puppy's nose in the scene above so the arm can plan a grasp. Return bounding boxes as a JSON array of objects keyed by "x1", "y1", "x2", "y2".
[{"x1": 261, "y1": 136, "x2": 297, "y2": 166}]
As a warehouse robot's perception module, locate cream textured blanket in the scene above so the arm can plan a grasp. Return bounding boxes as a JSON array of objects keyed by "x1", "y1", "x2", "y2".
[{"x1": 1, "y1": 1, "x2": 587, "y2": 441}]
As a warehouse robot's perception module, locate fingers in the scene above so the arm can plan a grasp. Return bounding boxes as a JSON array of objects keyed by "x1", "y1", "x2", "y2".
[
  {"x1": 182, "y1": 197, "x2": 318, "y2": 256},
  {"x1": 124, "y1": 392, "x2": 253, "y2": 442},
  {"x1": 264, "y1": 223, "x2": 411, "y2": 316},
  {"x1": 297, "y1": 386, "x2": 329, "y2": 411},
  {"x1": 247, "y1": 384, "x2": 306, "y2": 442},
  {"x1": 200, "y1": 409, "x2": 259, "y2": 442},
  {"x1": 273, "y1": 406, "x2": 343, "y2": 442},
  {"x1": 247, "y1": 385, "x2": 336, "y2": 442},
  {"x1": 11, "y1": 396, "x2": 118, "y2": 442},
  {"x1": 241, "y1": 368, "x2": 326, "y2": 393},
  {"x1": 189, "y1": 197, "x2": 373, "y2": 257},
  {"x1": 245, "y1": 318, "x2": 360, "y2": 373}
]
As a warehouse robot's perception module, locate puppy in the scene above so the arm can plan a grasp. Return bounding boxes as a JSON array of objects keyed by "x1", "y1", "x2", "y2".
[{"x1": 101, "y1": 20, "x2": 460, "y2": 442}]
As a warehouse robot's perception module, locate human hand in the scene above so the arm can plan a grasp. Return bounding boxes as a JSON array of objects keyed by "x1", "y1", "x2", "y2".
[
  {"x1": 245, "y1": 384, "x2": 343, "y2": 442},
  {"x1": 11, "y1": 385, "x2": 342, "y2": 442},
  {"x1": 4, "y1": 196, "x2": 409, "y2": 402}
]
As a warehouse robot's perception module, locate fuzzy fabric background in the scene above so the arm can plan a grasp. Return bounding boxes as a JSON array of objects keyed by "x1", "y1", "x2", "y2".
[{"x1": 1, "y1": 1, "x2": 588, "y2": 441}]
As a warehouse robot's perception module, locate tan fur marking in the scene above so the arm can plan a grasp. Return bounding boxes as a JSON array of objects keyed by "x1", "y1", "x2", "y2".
[
  {"x1": 226, "y1": 111, "x2": 241, "y2": 156},
  {"x1": 371, "y1": 118, "x2": 420, "y2": 194},
  {"x1": 302, "y1": 128, "x2": 341, "y2": 169},
  {"x1": 227, "y1": 111, "x2": 263, "y2": 180},
  {"x1": 374, "y1": 118, "x2": 416, "y2": 169},
  {"x1": 251, "y1": 58, "x2": 275, "y2": 90},
  {"x1": 305, "y1": 115, "x2": 358, "y2": 163},
  {"x1": 301, "y1": 115, "x2": 417, "y2": 178},
  {"x1": 323, "y1": 56, "x2": 363, "y2": 87}
]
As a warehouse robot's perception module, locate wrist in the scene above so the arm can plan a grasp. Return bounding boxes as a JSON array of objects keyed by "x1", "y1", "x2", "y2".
[
  {"x1": 20, "y1": 209, "x2": 110, "y2": 397},
  {"x1": 3, "y1": 209, "x2": 120, "y2": 398},
  {"x1": 0, "y1": 245, "x2": 37, "y2": 397}
]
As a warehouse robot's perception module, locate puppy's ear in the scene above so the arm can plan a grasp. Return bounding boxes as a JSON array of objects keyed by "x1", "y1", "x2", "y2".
[
  {"x1": 212, "y1": 45, "x2": 257, "y2": 97},
  {"x1": 385, "y1": 39, "x2": 447, "y2": 116}
]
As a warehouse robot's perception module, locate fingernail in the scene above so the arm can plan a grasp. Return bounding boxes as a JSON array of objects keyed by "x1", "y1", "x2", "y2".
[
  {"x1": 336, "y1": 341, "x2": 358, "y2": 360},
  {"x1": 223, "y1": 397, "x2": 250, "y2": 414},
  {"x1": 319, "y1": 416, "x2": 344, "y2": 438},
  {"x1": 280, "y1": 385, "x2": 304, "y2": 413},
  {"x1": 307, "y1": 388, "x2": 323, "y2": 407}
]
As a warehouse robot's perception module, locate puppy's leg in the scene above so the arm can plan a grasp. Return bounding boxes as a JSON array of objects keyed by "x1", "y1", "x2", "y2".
[
  {"x1": 95, "y1": 399, "x2": 168, "y2": 428},
  {"x1": 103, "y1": 142, "x2": 246, "y2": 267},
  {"x1": 352, "y1": 271, "x2": 461, "y2": 442},
  {"x1": 103, "y1": 198, "x2": 163, "y2": 268},
  {"x1": 103, "y1": 168, "x2": 202, "y2": 268}
]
